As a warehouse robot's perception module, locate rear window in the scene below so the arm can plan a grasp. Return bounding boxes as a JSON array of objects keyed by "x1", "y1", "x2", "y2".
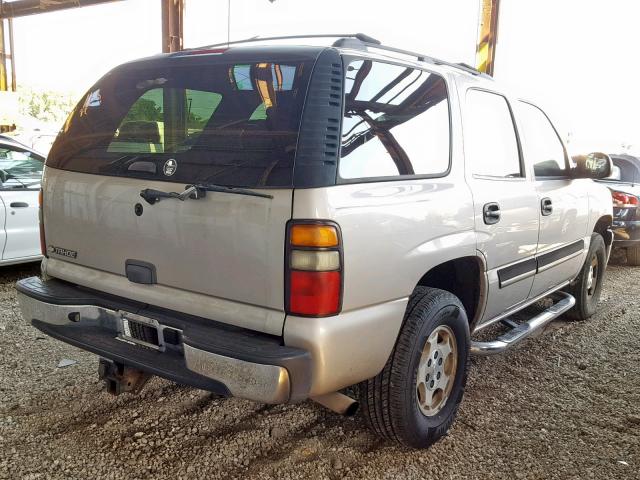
[{"x1": 47, "y1": 59, "x2": 314, "y2": 187}]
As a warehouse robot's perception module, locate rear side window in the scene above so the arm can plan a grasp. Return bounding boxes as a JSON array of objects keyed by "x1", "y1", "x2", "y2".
[
  {"x1": 339, "y1": 60, "x2": 450, "y2": 181},
  {"x1": 464, "y1": 90, "x2": 522, "y2": 178},
  {"x1": 47, "y1": 59, "x2": 314, "y2": 187},
  {"x1": 514, "y1": 101, "x2": 568, "y2": 178}
]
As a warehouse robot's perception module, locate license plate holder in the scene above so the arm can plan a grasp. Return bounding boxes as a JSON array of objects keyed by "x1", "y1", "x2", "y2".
[{"x1": 118, "y1": 312, "x2": 164, "y2": 351}]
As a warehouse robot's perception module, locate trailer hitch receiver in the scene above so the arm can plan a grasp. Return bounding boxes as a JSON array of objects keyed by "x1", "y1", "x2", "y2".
[{"x1": 98, "y1": 358, "x2": 152, "y2": 395}]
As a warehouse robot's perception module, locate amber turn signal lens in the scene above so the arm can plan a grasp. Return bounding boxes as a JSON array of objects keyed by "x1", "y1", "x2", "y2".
[{"x1": 290, "y1": 224, "x2": 339, "y2": 247}]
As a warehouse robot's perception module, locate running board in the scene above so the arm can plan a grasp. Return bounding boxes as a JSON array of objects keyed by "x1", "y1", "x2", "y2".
[{"x1": 471, "y1": 292, "x2": 575, "y2": 355}]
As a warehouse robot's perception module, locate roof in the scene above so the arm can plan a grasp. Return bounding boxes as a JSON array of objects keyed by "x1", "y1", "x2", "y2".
[
  {"x1": 126, "y1": 33, "x2": 488, "y2": 81},
  {"x1": 0, "y1": 134, "x2": 45, "y2": 158}
]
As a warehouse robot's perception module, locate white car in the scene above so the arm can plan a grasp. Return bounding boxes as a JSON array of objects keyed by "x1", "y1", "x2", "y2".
[{"x1": 0, "y1": 135, "x2": 44, "y2": 265}]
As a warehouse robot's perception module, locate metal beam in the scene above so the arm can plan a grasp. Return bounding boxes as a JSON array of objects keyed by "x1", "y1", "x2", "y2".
[
  {"x1": 475, "y1": 0, "x2": 500, "y2": 76},
  {"x1": 161, "y1": 0, "x2": 183, "y2": 53},
  {"x1": 8, "y1": 18, "x2": 15, "y2": 90},
  {"x1": 0, "y1": 18, "x2": 6, "y2": 91},
  {"x1": 0, "y1": 0, "x2": 124, "y2": 19},
  {"x1": 0, "y1": 17, "x2": 14, "y2": 91}
]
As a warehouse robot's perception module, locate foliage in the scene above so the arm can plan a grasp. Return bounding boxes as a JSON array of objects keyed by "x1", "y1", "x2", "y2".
[{"x1": 17, "y1": 86, "x2": 78, "y2": 126}]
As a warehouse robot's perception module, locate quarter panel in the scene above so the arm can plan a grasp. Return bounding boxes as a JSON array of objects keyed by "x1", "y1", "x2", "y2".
[
  {"x1": 291, "y1": 178, "x2": 476, "y2": 311},
  {"x1": 284, "y1": 299, "x2": 409, "y2": 395}
]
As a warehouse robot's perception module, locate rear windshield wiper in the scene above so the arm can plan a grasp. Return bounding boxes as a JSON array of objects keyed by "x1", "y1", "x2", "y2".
[{"x1": 140, "y1": 183, "x2": 273, "y2": 205}]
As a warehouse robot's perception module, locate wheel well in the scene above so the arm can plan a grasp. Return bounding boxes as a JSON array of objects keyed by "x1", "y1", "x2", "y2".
[
  {"x1": 593, "y1": 215, "x2": 613, "y2": 249},
  {"x1": 416, "y1": 257, "x2": 485, "y2": 326}
]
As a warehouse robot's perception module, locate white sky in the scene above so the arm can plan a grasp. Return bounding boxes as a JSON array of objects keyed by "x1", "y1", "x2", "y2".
[{"x1": 13, "y1": 0, "x2": 640, "y2": 155}]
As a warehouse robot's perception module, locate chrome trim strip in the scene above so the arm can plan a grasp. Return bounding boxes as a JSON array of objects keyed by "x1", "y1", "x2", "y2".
[
  {"x1": 536, "y1": 249, "x2": 583, "y2": 273},
  {"x1": 473, "y1": 280, "x2": 570, "y2": 333}
]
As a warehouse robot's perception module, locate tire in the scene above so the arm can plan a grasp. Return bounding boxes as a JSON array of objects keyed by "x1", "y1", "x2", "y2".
[
  {"x1": 627, "y1": 246, "x2": 640, "y2": 266},
  {"x1": 359, "y1": 287, "x2": 470, "y2": 449},
  {"x1": 565, "y1": 233, "x2": 606, "y2": 320}
]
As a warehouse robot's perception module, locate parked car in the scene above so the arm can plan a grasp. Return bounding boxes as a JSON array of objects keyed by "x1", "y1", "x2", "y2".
[
  {"x1": 0, "y1": 135, "x2": 44, "y2": 266},
  {"x1": 16, "y1": 34, "x2": 614, "y2": 449},
  {"x1": 594, "y1": 154, "x2": 640, "y2": 265}
]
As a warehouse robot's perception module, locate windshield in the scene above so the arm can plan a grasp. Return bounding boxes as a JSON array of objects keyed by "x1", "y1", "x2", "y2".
[
  {"x1": 0, "y1": 146, "x2": 44, "y2": 189},
  {"x1": 47, "y1": 58, "x2": 314, "y2": 188},
  {"x1": 605, "y1": 157, "x2": 640, "y2": 184}
]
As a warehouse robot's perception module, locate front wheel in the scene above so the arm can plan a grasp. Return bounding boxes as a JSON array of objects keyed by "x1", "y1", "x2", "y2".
[
  {"x1": 565, "y1": 233, "x2": 606, "y2": 320},
  {"x1": 359, "y1": 287, "x2": 470, "y2": 448}
]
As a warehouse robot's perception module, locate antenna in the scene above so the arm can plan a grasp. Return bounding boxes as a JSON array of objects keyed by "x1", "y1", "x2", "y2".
[{"x1": 227, "y1": 0, "x2": 231, "y2": 47}]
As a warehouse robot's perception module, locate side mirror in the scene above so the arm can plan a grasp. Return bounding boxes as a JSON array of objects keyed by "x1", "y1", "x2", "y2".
[{"x1": 572, "y1": 152, "x2": 613, "y2": 179}]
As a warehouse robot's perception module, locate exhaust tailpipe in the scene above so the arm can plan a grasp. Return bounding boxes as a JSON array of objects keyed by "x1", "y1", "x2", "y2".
[{"x1": 311, "y1": 392, "x2": 359, "y2": 416}]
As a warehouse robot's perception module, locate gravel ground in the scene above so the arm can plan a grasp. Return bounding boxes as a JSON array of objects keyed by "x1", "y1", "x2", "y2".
[{"x1": 0, "y1": 258, "x2": 639, "y2": 480}]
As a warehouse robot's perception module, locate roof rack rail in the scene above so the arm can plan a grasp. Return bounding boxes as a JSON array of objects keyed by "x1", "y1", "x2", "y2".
[
  {"x1": 336, "y1": 40, "x2": 489, "y2": 78},
  {"x1": 187, "y1": 33, "x2": 381, "y2": 51},
  {"x1": 184, "y1": 33, "x2": 490, "y2": 79}
]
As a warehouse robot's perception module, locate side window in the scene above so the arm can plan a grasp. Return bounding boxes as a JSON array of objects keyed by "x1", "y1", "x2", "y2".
[
  {"x1": 515, "y1": 101, "x2": 567, "y2": 178},
  {"x1": 464, "y1": 90, "x2": 522, "y2": 178},
  {"x1": 0, "y1": 147, "x2": 44, "y2": 188},
  {"x1": 339, "y1": 60, "x2": 450, "y2": 180}
]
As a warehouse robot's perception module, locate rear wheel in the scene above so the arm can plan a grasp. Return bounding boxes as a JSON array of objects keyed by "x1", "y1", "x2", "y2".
[
  {"x1": 565, "y1": 233, "x2": 606, "y2": 320},
  {"x1": 359, "y1": 287, "x2": 469, "y2": 448},
  {"x1": 627, "y1": 246, "x2": 640, "y2": 266}
]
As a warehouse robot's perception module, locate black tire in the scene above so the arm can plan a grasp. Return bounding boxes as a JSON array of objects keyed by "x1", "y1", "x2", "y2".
[
  {"x1": 627, "y1": 246, "x2": 640, "y2": 266},
  {"x1": 565, "y1": 233, "x2": 606, "y2": 320},
  {"x1": 359, "y1": 287, "x2": 470, "y2": 449}
]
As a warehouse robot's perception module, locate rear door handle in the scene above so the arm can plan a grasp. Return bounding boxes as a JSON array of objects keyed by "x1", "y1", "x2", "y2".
[
  {"x1": 9, "y1": 202, "x2": 29, "y2": 208},
  {"x1": 483, "y1": 202, "x2": 501, "y2": 225},
  {"x1": 541, "y1": 198, "x2": 553, "y2": 216}
]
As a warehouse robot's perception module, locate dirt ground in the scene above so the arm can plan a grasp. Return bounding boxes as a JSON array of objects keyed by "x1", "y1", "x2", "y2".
[{"x1": 0, "y1": 258, "x2": 638, "y2": 480}]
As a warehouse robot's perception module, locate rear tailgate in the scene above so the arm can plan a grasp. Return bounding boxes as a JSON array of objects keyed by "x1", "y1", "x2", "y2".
[
  {"x1": 42, "y1": 168, "x2": 291, "y2": 335},
  {"x1": 41, "y1": 49, "x2": 319, "y2": 335}
]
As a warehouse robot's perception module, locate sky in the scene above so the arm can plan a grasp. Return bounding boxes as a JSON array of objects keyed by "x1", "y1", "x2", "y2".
[{"x1": 12, "y1": 0, "x2": 640, "y2": 155}]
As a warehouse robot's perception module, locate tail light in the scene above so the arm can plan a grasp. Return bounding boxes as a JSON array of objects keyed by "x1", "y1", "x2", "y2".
[
  {"x1": 612, "y1": 190, "x2": 639, "y2": 208},
  {"x1": 39, "y1": 189, "x2": 47, "y2": 256},
  {"x1": 286, "y1": 222, "x2": 342, "y2": 317}
]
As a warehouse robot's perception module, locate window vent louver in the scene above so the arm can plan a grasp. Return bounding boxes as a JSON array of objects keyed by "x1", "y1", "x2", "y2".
[{"x1": 293, "y1": 50, "x2": 344, "y2": 188}]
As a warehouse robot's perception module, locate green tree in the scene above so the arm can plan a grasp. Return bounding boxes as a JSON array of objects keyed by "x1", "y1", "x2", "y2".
[{"x1": 17, "y1": 86, "x2": 77, "y2": 125}]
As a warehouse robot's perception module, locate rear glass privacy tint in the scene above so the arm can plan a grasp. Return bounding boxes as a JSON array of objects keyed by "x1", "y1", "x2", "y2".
[{"x1": 47, "y1": 59, "x2": 314, "y2": 187}]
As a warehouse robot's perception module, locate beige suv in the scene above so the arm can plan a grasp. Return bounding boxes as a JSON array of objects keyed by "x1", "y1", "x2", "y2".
[{"x1": 17, "y1": 34, "x2": 614, "y2": 448}]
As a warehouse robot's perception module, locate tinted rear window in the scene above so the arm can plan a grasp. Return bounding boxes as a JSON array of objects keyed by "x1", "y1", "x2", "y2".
[{"x1": 47, "y1": 58, "x2": 314, "y2": 187}]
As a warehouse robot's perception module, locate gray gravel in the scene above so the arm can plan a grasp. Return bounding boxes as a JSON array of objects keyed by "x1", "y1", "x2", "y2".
[{"x1": 0, "y1": 260, "x2": 639, "y2": 479}]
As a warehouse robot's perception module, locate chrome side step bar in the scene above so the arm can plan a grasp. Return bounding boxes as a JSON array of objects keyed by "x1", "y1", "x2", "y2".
[{"x1": 471, "y1": 292, "x2": 575, "y2": 356}]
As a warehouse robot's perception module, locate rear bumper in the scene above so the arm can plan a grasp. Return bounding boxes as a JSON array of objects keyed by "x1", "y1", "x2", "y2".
[
  {"x1": 612, "y1": 219, "x2": 640, "y2": 247},
  {"x1": 16, "y1": 277, "x2": 311, "y2": 404}
]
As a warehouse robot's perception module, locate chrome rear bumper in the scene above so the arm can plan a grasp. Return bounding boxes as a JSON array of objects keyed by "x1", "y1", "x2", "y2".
[{"x1": 16, "y1": 277, "x2": 311, "y2": 404}]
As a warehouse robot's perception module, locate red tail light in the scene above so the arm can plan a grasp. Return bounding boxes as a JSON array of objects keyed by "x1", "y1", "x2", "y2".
[
  {"x1": 286, "y1": 222, "x2": 342, "y2": 317},
  {"x1": 39, "y1": 189, "x2": 47, "y2": 256},
  {"x1": 289, "y1": 271, "x2": 341, "y2": 316},
  {"x1": 612, "y1": 190, "x2": 639, "y2": 208}
]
